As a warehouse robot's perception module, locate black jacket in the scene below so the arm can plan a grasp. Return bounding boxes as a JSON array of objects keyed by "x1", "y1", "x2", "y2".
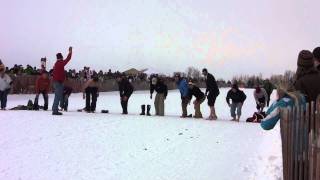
[
  {"x1": 226, "y1": 89, "x2": 247, "y2": 104},
  {"x1": 206, "y1": 73, "x2": 220, "y2": 96},
  {"x1": 151, "y1": 81, "x2": 168, "y2": 98},
  {"x1": 189, "y1": 86, "x2": 205, "y2": 101},
  {"x1": 294, "y1": 70, "x2": 320, "y2": 102},
  {"x1": 118, "y1": 79, "x2": 134, "y2": 98}
]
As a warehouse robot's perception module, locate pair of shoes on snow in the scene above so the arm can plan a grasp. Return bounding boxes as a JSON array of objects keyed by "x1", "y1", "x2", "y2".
[
  {"x1": 140, "y1": 105, "x2": 151, "y2": 116},
  {"x1": 206, "y1": 116, "x2": 218, "y2": 120},
  {"x1": 230, "y1": 118, "x2": 240, "y2": 122}
]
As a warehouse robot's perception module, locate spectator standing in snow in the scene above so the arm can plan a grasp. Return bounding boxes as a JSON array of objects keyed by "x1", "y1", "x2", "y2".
[
  {"x1": 202, "y1": 68, "x2": 220, "y2": 120},
  {"x1": 254, "y1": 85, "x2": 268, "y2": 112},
  {"x1": 263, "y1": 79, "x2": 274, "y2": 107},
  {"x1": 294, "y1": 50, "x2": 320, "y2": 103},
  {"x1": 117, "y1": 75, "x2": 134, "y2": 114},
  {"x1": 226, "y1": 83, "x2": 247, "y2": 122},
  {"x1": 34, "y1": 71, "x2": 50, "y2": 110},
  {"x1": 150, "y1": 76, "x2": 168, "y2": 116},
  {"x1": 313, "y1": 47, "x2": 320, "y2": 71},
  {"x1": 52, "y1": 47, "x2": 73, "y2": 115},
  {"x1": 188, "y1": 82, "x2": 205, "y2": 118},
  {"x1": 82, "y1": 75, "x2": 100, "y2": 113},
  {"x1": 175, "y1": 74, "x2": 190, "y2": 118},
  {"x1": 0, "y1": 62, "x2": 12, "y2": 110}
]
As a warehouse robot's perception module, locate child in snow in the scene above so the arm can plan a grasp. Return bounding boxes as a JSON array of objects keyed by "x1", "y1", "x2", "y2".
[
  {"x1": 253, "y1": 85, "x2": 268, "y2": 112},
  {"x1": 0, "y1": 62, "x2": 12, "y2": 110},
  {"x1": 82, "y1": 76, "x2": 100, "y2": 113},
  {"x1": 260, "y1": 87, "x2": 305, "y2": 130},
  {"x1": 52, "y1": 46, "x2": 73, "y2": 115},
  {"x1": 226, "y1": 83, "x2": 247, "y2": 122},
  {"x1": 117, "y1": 75, "x2": 134, "y2": 114},
  {"x1": 188, "y1": 82, "x2": 205, "y2": 118},
  {"x1": 34, "y1": 71, "x2": 50, "y2": 110},
  {"x1": 150, "y1": 76, "x2": 168, "y2": 116},
  {"x1": 174, "y1": 74, "x2": 190, "y2": 118}
]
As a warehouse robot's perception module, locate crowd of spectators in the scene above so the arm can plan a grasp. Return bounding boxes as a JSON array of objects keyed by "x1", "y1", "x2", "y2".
[{"x1": 6, "y1": 64, "x2": 150, "y2": 82}]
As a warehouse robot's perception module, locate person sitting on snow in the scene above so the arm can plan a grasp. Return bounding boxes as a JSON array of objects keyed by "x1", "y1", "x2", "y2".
[
  {"x1": 82, "y1": 75, "x2": 100, "y2": 113},
  {"x1": 174, "y1": 74, "x2": 190, "y2": 118},
  {"x1": 0, "y1": 62, "x2": 12, "y2": 110},
  {"x1": 188, "y1": 81, "x2": 205, "y2": 119},
  {"x1": 226, "y1": 83, "x2": 247, "y2": 122},
  {"x1": 260, "y1": 87, "x2": 305, "y2": 130},
  {"x1": 253, "y1": 85, "x2": 268, "y2": 112},
  {"x1": 34, "y1": 71, "x2": 50, "y2": 110}
]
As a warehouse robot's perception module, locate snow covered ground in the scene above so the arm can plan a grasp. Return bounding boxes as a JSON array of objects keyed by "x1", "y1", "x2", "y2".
[{"x1": 0, "y1": 88, "x2": 283, "y2": 180}]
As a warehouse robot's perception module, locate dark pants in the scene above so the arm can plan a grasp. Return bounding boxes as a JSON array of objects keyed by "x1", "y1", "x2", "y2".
[
  {"x1": 52, "y1": 81, "x2": 64, "y2": 113},
  {"x1": 267, "y1": 93, "x2": 271, "y2": 107},
  {"x1": 34, "y1": 91, "x2": 49, "y2": 110},
  {"x1": 60, "y1": 94, "x2": 69, "y2": 111},
  {"x1": 121, "y1": 97, "x2": 130, "y2": 114},
  {"x1": 207, "y1": 91, "x2": 217, "y2": 107},
  {"x1": 256, "y1": 97, "x2": 266, "y2": 111},
  {"x1": 181, "y1": 97, "x2": 189, "y2": 117},
  {"x1": 0, "y1": 89, "x2": 10, "y2": 109},
  {"x1": 85, "y1": 87, "x2": 98, "y2": 112}
]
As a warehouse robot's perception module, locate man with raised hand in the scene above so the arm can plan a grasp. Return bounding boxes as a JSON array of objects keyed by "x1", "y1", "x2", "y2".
[{"x1": 52, "y1": 47, "x2": 73, "y2": 115}]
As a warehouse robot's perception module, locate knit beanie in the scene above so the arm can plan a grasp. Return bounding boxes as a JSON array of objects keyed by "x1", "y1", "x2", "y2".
[
  {"x1": 313, "y1": 47, "x2": 320, "y2": 61},
  {"x1": 297, "y1": 50, "x2": 314, "y2": 68}
]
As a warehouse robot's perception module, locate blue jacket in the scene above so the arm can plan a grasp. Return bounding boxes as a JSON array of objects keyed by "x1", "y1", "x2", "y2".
[
  {"x1": 261, "y1": 95, "x2": 306, "y2": 130},
  {"x1": 177, "y1": 79, "x2": 189, "y2": 98}
]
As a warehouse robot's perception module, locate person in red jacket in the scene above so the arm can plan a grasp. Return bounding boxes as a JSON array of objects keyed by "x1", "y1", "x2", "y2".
[
  {"x1": 52, "y1": 47, "x2": 73, "y2": 115},
  {"x1": 34, "y1": 71, "x2": 50, "y2": 110}
]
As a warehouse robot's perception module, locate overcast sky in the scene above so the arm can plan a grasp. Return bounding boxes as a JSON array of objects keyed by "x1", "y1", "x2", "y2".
[{"x1": 0, "y1": 0, "x2": 319, "y2": 79}]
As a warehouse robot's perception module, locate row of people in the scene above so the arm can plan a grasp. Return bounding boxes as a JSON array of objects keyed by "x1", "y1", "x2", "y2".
[{"x1": 1, "y1": 47, "x2": 319, "y2": 123}]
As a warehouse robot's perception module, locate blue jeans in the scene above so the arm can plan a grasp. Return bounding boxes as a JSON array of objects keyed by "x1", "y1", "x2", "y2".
[
  {"x1": 52, "y1": 81, "x2": 64, "y2": 113},
  {"x1": 230, "y1": 103, "x2": 243, "y2": 118},
  {"x1": 0, "y1": 89, "x2": 10, "y2": 109}
]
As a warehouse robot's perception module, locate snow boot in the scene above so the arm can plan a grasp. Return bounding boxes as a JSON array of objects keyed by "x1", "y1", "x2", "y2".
[
  {"x1": 140, "y1": 105, "x2": 146, "y2": 115},
  {"x1": 146, "y1": 105, "x2": 151, "y2": 116},
  {"x1": 101, "y1": 110, "x2": 109, "y2": 113},
  {"x1": 52, "y1": 111, "x2": 63, "y2": 115}
]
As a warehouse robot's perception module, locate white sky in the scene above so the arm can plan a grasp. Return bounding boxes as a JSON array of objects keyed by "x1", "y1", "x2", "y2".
[{"x1": 0, "y1": 0, "x2": 319, "y2": 79}]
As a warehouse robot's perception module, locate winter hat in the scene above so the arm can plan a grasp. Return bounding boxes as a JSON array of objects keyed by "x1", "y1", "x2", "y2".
[
  {"x1": 297, "y1": 50, "x2": 314, "y2": 68},
  {"x1": 56, "y1": 53, "x2": 63, "y2": 60},
  {"x1": 313, "y1": 47, "x2": 320, "y2": 61}
]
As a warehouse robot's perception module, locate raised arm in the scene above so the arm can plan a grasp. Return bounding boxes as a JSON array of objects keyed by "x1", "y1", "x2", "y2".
[{"x1": 63, "y1": 47, "x2": 73, "y2": 66}]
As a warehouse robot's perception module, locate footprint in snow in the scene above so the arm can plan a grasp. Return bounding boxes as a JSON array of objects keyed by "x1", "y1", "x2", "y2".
[
  {"x1": 178, "y1": 133, "x2": 183, "y2": 135},
  {"x1": 268, "y1": 156, "x2": 277, "y2": 162}
]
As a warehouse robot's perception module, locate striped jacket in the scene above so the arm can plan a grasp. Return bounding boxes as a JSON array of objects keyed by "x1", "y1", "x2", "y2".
[{"x1": 260, "y1": 96, "x2": 294, "y2": 130}]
